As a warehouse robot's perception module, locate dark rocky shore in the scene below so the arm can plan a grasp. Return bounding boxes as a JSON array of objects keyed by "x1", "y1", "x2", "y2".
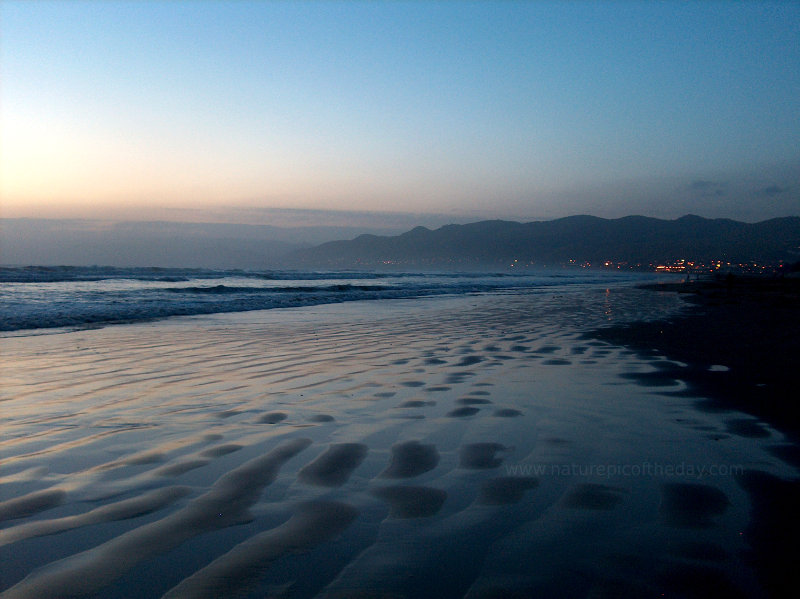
[{"x1": 588, "y1": 276, "x2": 800, "y2": 598}]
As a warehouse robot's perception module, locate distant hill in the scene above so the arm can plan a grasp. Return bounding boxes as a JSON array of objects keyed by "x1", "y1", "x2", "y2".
[
  {"x1": 286, "y1": 215, "x2": 800, "y2": 270},
  {"x1": 0, "y1": 219, "x2": 405, "y2": 269}
]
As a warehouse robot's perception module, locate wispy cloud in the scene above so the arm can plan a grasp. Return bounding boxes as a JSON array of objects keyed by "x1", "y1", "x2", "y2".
[
  {"x1": 687, "y1": 180, "x2": 727, "y2": 197},
  {"x1": 762, "y1": 185, "x2": 789, "y2": 196}
]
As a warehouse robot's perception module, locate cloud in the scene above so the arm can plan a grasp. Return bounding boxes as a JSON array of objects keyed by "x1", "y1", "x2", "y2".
[
  {"x1": 762, "y1": 185, "x2": 788, "y2": 196},
  {"x1": 687, "y1": 180, "x2": 727, "y2": 197}
]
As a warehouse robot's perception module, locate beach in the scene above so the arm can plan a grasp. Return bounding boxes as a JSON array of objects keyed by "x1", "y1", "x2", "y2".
[
  {"x1": 588, "y1": 277, "x2": 800, "y2": 598},
  {"x1": 591, "y1": 277, "x2": 800, "y2": 434},
  {"x1": 1, "y1": 284, "x2": 798, "y2": 598}
]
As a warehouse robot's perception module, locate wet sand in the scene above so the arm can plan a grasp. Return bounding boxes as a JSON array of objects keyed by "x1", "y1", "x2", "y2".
[
  {"x1": 1, "y1": 286, "x2": 798, "y2": 597},
  {"x1": 587, "y1": 277, "x2": 800, "y2": 597},
  {"x1": 589, "y1": 277, "x2": 800, "y2": 433}
]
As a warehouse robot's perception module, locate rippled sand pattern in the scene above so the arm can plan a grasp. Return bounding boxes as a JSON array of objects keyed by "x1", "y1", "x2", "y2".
[{"x1": 0, "y1": 288, "x2": 795, "y2": 597}]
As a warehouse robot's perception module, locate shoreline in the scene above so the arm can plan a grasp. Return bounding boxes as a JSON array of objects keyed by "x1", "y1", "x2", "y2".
[{"x1": 587, "y1": 277, "x2": 800, "y2": 439}]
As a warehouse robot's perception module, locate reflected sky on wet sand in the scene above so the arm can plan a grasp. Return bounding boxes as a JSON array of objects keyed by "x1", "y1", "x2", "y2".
[{"x1": 1, "y1": 288, "x2": 796, "y2": 597}]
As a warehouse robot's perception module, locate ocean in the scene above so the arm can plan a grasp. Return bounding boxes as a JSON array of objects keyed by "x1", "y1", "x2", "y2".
[{"x1": 0, "y1": 266, "x2": 658, "y2": 334}]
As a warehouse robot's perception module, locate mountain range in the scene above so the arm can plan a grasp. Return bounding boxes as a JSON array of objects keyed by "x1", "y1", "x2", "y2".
[
  {"x1": 3, "y1": 215, "x2": 798, "y2": 270},
  {"x1": 286, "y1": 214, "x2": 800, "y2": 270}
]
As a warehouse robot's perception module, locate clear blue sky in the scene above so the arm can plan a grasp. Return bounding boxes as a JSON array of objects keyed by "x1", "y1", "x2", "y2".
[{"x1": 2, "y1": 0, "x2": 798, "y2": 224}]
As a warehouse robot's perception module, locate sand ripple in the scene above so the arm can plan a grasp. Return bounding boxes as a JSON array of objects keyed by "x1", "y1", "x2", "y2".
[
  {"x1": 459, "y1": 443, "x2": 508, "y2": 469},
  {"x1": 380, "y1": 440, "x2": 440, "y2": 479},
  {"x1": 0, "y1": 489, "x2": 66, "y2": 523},
  {"x1": 161, "y1": 500, "x2": 358, "y2": 599},
  {"x1": 0, "y1": 486, "x2": 191, "y2": 547},
  {"x1": 0, "y1": 287, "x2": 786, "y2": 598},
  {"x1": 299, "y1": 443, "x2": 368, "y2": 487},
  {"x1": 1, "y1": 438, "x2": 311, "y2": 598}
]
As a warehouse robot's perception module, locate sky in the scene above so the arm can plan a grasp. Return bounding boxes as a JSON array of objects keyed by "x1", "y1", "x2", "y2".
[{"x1": 1, "y1": 0, "x2": 799, "y2": 226}]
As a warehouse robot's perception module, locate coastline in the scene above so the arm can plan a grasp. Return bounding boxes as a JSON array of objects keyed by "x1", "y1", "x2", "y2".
[
  {"x1": 587, "y1": 276, "x2": 800, "y2": 598},
  {"x1": 587, "y1": 276, "x2": 800, "y2": 438}
]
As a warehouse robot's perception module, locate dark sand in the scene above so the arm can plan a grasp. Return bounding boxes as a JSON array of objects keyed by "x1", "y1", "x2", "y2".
[
  {"x1": 380, "y1": 441, "x2": 440, "y2": 479},
  {"x1": 588, "y1": 277, "x2": 800, "y2": 433},
  {"x1": 476, "y1": 477, "x2": 539, "y2": 505},
  {"x1": 458, "y1": 443, "x2": 509, "y2": 470},
  {"x1": 299, "y1": 443, "x2": 368, "y2": 487},
  {"x1": 371, "y1": 485, "x2": 448, "y2": 518},
  {"x1": 587, "y1": 276, "x2": 800, "y2": 596}
]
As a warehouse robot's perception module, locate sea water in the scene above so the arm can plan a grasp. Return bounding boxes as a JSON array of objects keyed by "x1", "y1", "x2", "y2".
[{"x1": 0, "y1": 266, "x2": 660, "y2": 334}]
